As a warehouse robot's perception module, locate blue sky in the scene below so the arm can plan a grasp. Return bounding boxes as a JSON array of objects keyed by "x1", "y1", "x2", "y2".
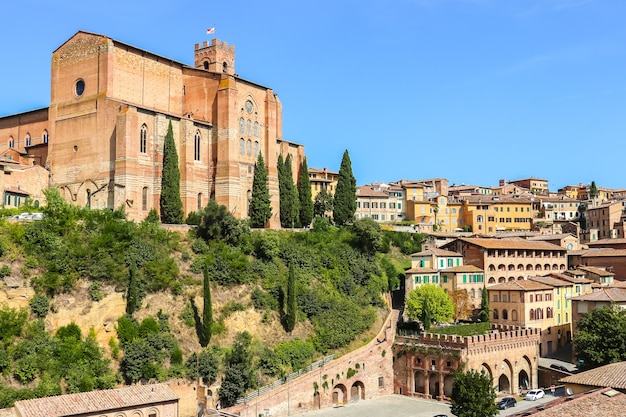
[{"x1": 1, "y1": 0, "x2": 625, "y2": 191}]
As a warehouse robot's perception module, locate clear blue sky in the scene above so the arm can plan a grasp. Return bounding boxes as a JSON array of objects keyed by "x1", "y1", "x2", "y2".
[{"x1": 1, "y1": 0, "x2": 625, "y2": 191}]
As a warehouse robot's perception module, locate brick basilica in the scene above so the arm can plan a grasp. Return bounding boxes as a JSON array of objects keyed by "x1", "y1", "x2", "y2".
[{"x1": 0, "y1": 31, "x2": 305, "y2": 226}]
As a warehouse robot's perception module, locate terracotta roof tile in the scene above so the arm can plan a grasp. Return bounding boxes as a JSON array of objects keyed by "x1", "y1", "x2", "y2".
[
  {"x1": 405, "y1": 267, "x2": 439, "y2": 274},
  {"x1": 560, "y1": 361, "x2": 626, "y2": 389},
  {"x1": 460, "y1": 238, "x2": 565, "y2": 251},
  {"x1": 581, "y1": 248, "x2": 626, "y2": 257},
  {"x1": 487, "y1": 279, "x2": 553, "y2": 291},
  {"x1": 410, "y1": 248, "x2": 462, "y2": 257},
  {"x1": 515, "y1": 387, "x2": 626, "y2": 417},
  {"x1": 530, "y1": 276, "x2": 571, "y2": 287},
  {"x1": 572, "y1": 288, "x2": 626, "y2": 302},
  {"x1": 440, "y1": 265, "x2": 484, "y2": 273},
  {"x1": 576, "y1": 266, "x2": 615, "y2": 277},
  {"x1": 14, "y1": 384, "x2": 178, "y2": 417}
]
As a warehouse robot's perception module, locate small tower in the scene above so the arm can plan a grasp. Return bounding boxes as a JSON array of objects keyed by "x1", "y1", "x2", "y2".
[{"x1": 194, "y1": 39, "x2": 235, "y2": 75}]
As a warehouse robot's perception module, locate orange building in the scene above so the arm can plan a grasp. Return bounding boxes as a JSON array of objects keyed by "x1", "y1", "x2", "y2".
[{"x1": 0, "y1": 31, "x2": 305, "y2": 226}]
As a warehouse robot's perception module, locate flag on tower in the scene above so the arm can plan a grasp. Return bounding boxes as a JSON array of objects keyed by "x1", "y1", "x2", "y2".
[{"x1": 206, "y1": 27, "x2": 215, "y2": 35}]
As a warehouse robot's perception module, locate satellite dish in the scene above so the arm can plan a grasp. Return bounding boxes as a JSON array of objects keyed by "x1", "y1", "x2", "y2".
[{"x1": 566, "y1": 388, "x2": 573, "y2": 396}]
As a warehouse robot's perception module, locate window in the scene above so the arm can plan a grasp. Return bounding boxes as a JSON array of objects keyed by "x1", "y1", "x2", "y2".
[
  {"x1": 493, "y1": 294, "x2": 499, "y2": 302},
  {"x1": 240, "y1": 138, "x2": 245, "y2": 154},
  {"x1": 493, "y1": 309, "x2": 499, "y2": 319},
  {"x1": 247, "y1": 139, "x2": 252, "y2": 156},
  {"x1": 140, "y1": 124, "x2": 148, "y2": 153},
  {"x1": 142, "y1": 187, "x2": 148, "y2": 211},
  {"x1": 254, "y1": 141, "x2": 259, "y2": 156},
  {"x1": 502, "y1": 309, "x2": 508, "y2": 320},
  {"x1": 448, "y1": 259, "x2": 453, "y2": 267},
  {"x1": 8, "y1": 136, "x2": 14, "y2": 148},
  {"x1": 247, "y1": 119, "x2": 252, "y2": 135},
  {"x1": 254, "y1": 121, "x2": 259, "y2": 137},
  {"x1": 378, "y1": 377, "x2": 384, "y2": 388},
  {"x1": 194, "y1": 131, "x2": 201, "y2": 161},
  {"x1": 239, "y1": 118, "x2": 245, "y2": 134},
  {"x1": 25, "y1": 133, "x2": 31, "y2": 147},
  {"x1": 43, "y1": 130, "x2": 48, "y2": 143},
  {"x1": 197, "y1": 193, "x2": 202, "y2": 210}
]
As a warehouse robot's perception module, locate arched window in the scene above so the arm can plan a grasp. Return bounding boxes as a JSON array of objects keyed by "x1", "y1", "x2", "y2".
[
  {"x1": 194, "y1": 131, "x2": 201, "y2": 161},
  {"x1": 142, "y1": 187, "x2": 148, "y2": 211},
  {"x1": 246, "y1": 139, "x2": 252, "y2": 156},
  {"x1": 536, "y1": 308, "x2": 543, "y2": 319},
  {"x1": 535, "y1": 264, "x2": 542, "y2": 271},
  {"x1": 223, "y1": 62, "x2": 228, "y2": 73},
  {"x1": 512, "y1": 309, "x2": 518, "y2": 321},
  {"x1": 254, "y1": 141, "x2": 259, "y2": 156},
  {"x1": 43, "y1": 130, "x2": 48, "y2": 144},
  {"x1": 546, "y1": 307, "x2": 553, "y2": 319},
  {"x1": 488, "y1": 277, "x2": 496, "y2": 284},
  {"x1": 254, "y1": 121, "x2": 259, "y2": 137},
  {"x1": 8, "y1": 136, "x2": 14, "y2": 148},
  {"x1": 203, "y1": 61, "x2": 209, "y2": 70},
  {"x1": 477, "y1": 215, "x2": 483, "y2": 222},
  {"x1": 140, "y1": 124, "x2": 148, "y2": 153},
  {"x1": 246, "y1": 119, "x2": 252, "y2": 136},
  {"x1": 508, "y1": 264, "x2": 515, "y2": 271},
  {"x1": 502, "y1": 309, "x2": 508, "y2": 320},
  {"x1": 488, "y1": 265, "x2": 496, "y2": 272},
  {"x1": 25, "y1": 133, "x2": 31, "y2": 147},
  {"x1": 493, "y1": 309, "x2": 499, "y2": 320},
  {"x1": 530, "y1": 309, "x2": 535, "y2": 320},
  {"x1": 86, "y1": 189, "x2": 91, "y2": 209},
  {"x1": 470, "y1": 289, "x2": 475, "y2": 298},
  {"x1": 197, "y1": 193, "x2": 203, "y2": 210}
]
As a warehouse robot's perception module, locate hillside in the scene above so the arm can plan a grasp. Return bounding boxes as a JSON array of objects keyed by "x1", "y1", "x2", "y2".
[{"x1": 0, "y1": 194, "x2": 420, "y2": 408}]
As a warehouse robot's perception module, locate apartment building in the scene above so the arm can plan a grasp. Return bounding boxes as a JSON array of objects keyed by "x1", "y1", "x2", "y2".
[
  {"x1": 536, "y1": 196, "x2": 581, "y2": 223},
  {"x1": 405, "y1": 248, "x2": 464, "y2": 292},
  {"x1": 442, "y1": 238, "x2": 567, "y2": 284},
  {"x1": 355, "y1": 183, "x2": 403, "y2": 222},
  {"x1": 508, "y1": 177, "x2": 550, "y2": 195},
  {"x1": 309, "y1": 167, "x2": 338, "y2": 200},
  {"x1": 584, "y1": 201, "x2": 626, "y2": 241},
  {"x1": 459, "y1": 196, "x2": 534, "y2": 234}
]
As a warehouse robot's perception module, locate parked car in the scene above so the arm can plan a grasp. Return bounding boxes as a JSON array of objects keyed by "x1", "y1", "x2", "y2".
[
  {"x1": 550, "y1": 364, "x2": 569, "y2": 372},
  {"x1": 497, "y1": 397, "x2": 517, "y2": 409},
  {"x1": 525, "y1": 389, "x2": 545, "y2": 401}
]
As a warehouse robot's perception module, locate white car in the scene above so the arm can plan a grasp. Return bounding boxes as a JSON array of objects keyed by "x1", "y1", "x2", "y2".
[{"x1": 525, "y1": 389, "x2": 545, "y2": 401}]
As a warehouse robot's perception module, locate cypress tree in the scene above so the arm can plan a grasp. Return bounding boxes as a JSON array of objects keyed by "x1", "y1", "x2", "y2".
[
  {"x1": 479, "y1": 285, "x2": 490, "y2": 323},
  {"x1": 160, "y1": 120, "x2": 184, "y2": 224},
  {"x1": 333, "y1": 150, "x2": 357, "y2": 226},
  {"x1": 278, "y1": 154, "x2": 289, "y2": 227},
  {"x1": 286, "y1": 262, "x2": 297, "y2": 333},
  {"x1": 125, "y1": 263, "x2": 139, "y2": 316},
  {"x1": 589, "y1": 181, "x2": 598, "y2": 199},
  {"x1": 201, "y1": 260, "x2": 213, "y2": 347},
  {"x1": 285, "y1": 154, "x2": 299, "y2": 228},
  {"x1": 249, "y1": 152, "x2": 272, "y2": 228},
  {"x1": 298, "y1": 157, "x2": 313, "y2": 227}
]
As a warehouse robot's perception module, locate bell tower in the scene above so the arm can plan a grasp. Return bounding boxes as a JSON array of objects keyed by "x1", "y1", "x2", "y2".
[{"x1": 194, "y1": 39, "x2": 235, "y2": 75}]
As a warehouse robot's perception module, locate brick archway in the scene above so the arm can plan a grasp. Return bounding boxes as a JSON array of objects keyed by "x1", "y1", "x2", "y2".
[
  {"x1": 332, "y1": 384, "x2": 347, "y2": 405},
  {"x1": 414, "y1": 371, "x2": 426, "y2": 395},
  {"x1": 350, "y1": 381, "x2": 365, "y2": 402}
]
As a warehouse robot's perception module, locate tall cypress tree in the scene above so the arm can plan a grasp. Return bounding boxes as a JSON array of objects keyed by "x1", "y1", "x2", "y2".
[
  {"x1": 126, "y1": 263, "x2": 139, "y2": 316},
  {"x1": 285, "y1": 262, "x2": 297, "y2": 333},
  {"x1": 285, "y1": 154, "x2": 299, "y2": 228},
  {"x1": 298, "y1": 157, "x2": 313, "y2": 227},
  {"x1": 278, "y1": 154, "x2": 289, "y2": 228},
  {"x1": 160, "y1": 120, "x2": 183, "y2": 224},
  {"x1": 249, "y1": 152, "x2": 272, "y2": 228},
  {"x1": 201, "y1": 260, "x2": 213, "y2": 347},
  {"x1": 333, "y1": 150, "x2": 357, "y2": 226},
  {"x1": 479, "y1": 285, "x2": 490, "y2": 323}
]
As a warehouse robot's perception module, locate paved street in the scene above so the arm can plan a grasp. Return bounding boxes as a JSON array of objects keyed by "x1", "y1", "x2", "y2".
[{"x1": 287, "y1": 392, "x2": 564, "y2": 417}]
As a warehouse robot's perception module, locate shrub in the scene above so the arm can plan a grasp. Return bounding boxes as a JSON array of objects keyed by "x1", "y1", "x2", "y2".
[
  {"x1": 221, "y1": 301, "x2": 246, "y2": 318},
  {"x1": 0, "y1": 264, "x2": 11, "y2": 278},
  {"x1": 89, "y1": 282, "x2": 103, "y2": 301},
  {"x1": 29, "y1": 294, "x2": 49, "y2": 318}
]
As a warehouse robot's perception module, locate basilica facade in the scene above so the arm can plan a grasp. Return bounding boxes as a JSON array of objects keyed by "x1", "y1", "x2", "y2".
[{"x1": 0, "y1": 31, "x2": 305, "y2": 227}]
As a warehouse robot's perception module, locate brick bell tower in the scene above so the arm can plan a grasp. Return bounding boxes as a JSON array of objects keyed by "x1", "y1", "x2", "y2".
[{"x1": 194, "y1": 39, "x2": 235, "y2": 75}]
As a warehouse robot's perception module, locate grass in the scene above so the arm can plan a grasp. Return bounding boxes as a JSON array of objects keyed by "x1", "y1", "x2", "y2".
[{"x1": 428, "y1": 322, "x2": 491, "y2": 337}]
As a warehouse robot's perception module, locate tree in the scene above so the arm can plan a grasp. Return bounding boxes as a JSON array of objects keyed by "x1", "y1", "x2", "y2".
[
  {"x1": 285, "y1": 263, "x2": 297, "y2": 333},
  {"x1": 285, "y1": 154, "x2": 300, "y2": 228},
  {"x1": 405, "y1": 284, "x2": 454, "y2": 328},
  {"x1": 479, "y1": 285, "x2": 489, "y2": 323},
  {"x1": 201, "y1": 261, "x2": 213, "y2": 347},
  {"x1": 314, "y1": 189, "x2": 333, "y2": 218},
  {"x1": 298, "y1": 157, "x2": 313, "y2": 227},
  {"x1": 278, "y1": 154, "x2": 299, "y2": 228},
  {"x1": 125, "y1": 263, "x2": 140, "y2": 316},
  {"x1": 219, "y1": 331, "x2": 255, "y2": 407},
  {"x1": 450, "y1": 290, "x2": 471, "y2": 321},
  {"x1": 352, "y1": 217, "x2": 383, "y2": 255},
  {"x1": 574, "y1": 304, "x2": 626, "y2": 370},
  {"x1": 450, "y1": 368, "x2": 498, "y2": 417},
  {"x1": 197, "y1": 199, "x2": 249, "y2": 245},
  {"x1": 589, "y1": 180, "x2": 599, "y2": 199},
  {"x1": 159, "y1": 120, "x2": 183, "y2": 224},
  {"x1": 249, "y1": 152, "x2": 272, "y2": 228},
  {"x1": 333, "y1": 150, "x2": 356, "y2": 225}
]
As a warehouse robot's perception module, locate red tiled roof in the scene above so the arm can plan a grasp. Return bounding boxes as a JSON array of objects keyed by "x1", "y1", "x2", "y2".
[
  {"x1": 14, "y1": 384, "x2": 178, "y2": 417},
  {"x1": 560, "y1": 361, "x2": 626, "y2": 389},
  {"x1": 575, "y1": 266, "x2": 615, "y2": 277},
  {"x1": 572, "y1": 287, "x2": 626, "y2": 302},
  {"x1": 460, "y1": 238, "x2": 565, "y2": 251},
  {"x1": 581, "y1": 248, "x2": 626, "y2": 257},
  {"x1": 441, "y1": 265, "x2": 484, "y2": 273},
  {"x1": 410, "y1": 248, "x2": 462, "y2": 257},
  {"x1": 514, "y1": 387, "x2": 626, "y2": 417},
  {"x1": 405, "y1": 267, "x2": 439, "y2": 274},
  {"x1": 487, "y1": 279, "x2": 553, "y2": 291},
  {"x1": 529, "y1": 276, "x2": 571, "y2": 287}
]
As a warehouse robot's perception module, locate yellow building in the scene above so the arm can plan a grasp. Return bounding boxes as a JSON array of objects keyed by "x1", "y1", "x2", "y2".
[
  {"x1": 461, "y1": 195, "x2": 533, "y2": 234},
  {"x1": 309, "y1": 167, "x2": 338, "y2": 200},
  {"x1": 405, "y1": 195, "x2": 464, "y2": 232}
]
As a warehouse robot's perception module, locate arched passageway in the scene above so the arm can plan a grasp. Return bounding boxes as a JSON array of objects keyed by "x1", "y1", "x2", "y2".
[
  {"x1": 414, "y1": 371, "x2": 426, "y2": 394},
  {"x1": 332, "y1": 384, "x2": 347, "y2": 404},
  {"x1": 350, "y1": 381, "x2": 365, "y2": 402},
  {"x1": 518, "y1": 370, "x2": 530, "y2": 392},
  {"x1": 498, "y1": 374, "x2": 510, "y2": 393},
  {"x1": 429, "y1": 374, "x2": 440, "y2": 398}
]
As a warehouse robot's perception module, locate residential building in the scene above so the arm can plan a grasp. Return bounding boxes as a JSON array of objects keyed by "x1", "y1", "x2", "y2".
[
  {"x1": 459, "y1": 195, "x2": 534, "y2": 234},
  {"x1": 508, "y1": 177, "x2": 550, "y2": 195},
  {"x1": 405, "y1": 195, "x2": 464, "y2": 232},
  {"x1": 536, "y1": 196, "x2": 581, "y2": 223},
  {"x1": 571, "y1": 288, "x2": 626, "y2": 333},
  {"x1": 308, "y1": 167, "x2": 338, "y2": 200},
  {"x1": 404, "y1": 248, "x2": 464, "y2": 292},
  {"x1": 0, "y1": 31, "x2": 307, "y2": 226},
  {"x1": 583, "y1": 201, "x2": 626, "y2": 242},
  {"x1": 448, "y1": 184, "x2": 493, "y2": 196},
  {"x1": 355, "y1": 183, "x2": 403, "y2": 223},
  {"x1": 440, "y1": 264, "x2": 486, "y2": 314},
  {"x1": 442, "y1": 238, "x2": 567, "y2": 284},
  {"x1": 568, "y1": 248, "x2": 626, "y2": 280},
  {"x1": 573, "y1": 266, "x2": 615, "y2": 287},
  {"x1": 526, "y1": 233, "x2": 580, "y2": 251},
  {"x1": 560, "y1": 361, "x2": 626, "y2": 395}
]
